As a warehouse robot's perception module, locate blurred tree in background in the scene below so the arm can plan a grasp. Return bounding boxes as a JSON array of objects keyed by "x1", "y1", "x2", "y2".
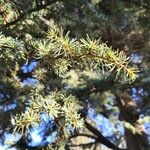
[{"x1": 0, "y1": 0, "x2": 150, "y2": 150}]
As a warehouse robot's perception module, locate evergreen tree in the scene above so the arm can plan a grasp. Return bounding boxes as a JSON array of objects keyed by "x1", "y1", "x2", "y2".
[{"x1": 0, "y1": 1, "x2": 149, "y2": 150}]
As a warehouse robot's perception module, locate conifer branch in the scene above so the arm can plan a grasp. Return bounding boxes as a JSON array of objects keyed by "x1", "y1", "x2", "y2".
[
  {"x1": 45, "y1": 26, "x2": 138, "y2": 82},
  {"x1": 2, "y1": 0, "x2": 59, "y2": 27}
]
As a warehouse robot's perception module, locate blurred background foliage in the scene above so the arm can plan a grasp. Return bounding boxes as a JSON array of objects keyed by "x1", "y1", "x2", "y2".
[{"x1": 0, "y1": 0, "x2": 150, "y2": 150}]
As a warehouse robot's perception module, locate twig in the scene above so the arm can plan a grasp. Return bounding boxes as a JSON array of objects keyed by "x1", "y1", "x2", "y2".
[
  {"x1": 85, "y1": 119, "x2": 127, "y2": 150},
  {"x1": 70, "y1": 133, "x2": 97, "y2": 139},
  {"x1": 68, "y1": 141, "x2": 97, "y2": 147}
]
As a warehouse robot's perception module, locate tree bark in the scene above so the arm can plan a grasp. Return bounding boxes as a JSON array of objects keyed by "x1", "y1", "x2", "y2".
[
  {"x1": 125, "y1": 129, "x2": 141, "y2": 150},
  {"x1": 115, "y1": 95, "x2": 149, "y2": 150}
]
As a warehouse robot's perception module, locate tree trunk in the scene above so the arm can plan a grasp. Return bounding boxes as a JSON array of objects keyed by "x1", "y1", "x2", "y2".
[
  {"x1": 125, "y1": 129, "x2": 141, "y2": 150},
  {"x1": 115, "y1": 95, "x2": 149, "y2": 150}
]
